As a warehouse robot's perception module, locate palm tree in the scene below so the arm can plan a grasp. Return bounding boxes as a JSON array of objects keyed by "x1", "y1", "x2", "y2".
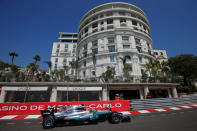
[
  {"x1": 160, "y1": 61, "x2": 170, "y2": 75},
  {"x1": 26, "y1": 62, "x2": 39, "y2": 81},
  {"x1": 144, "y1": 56, "x2": 162, "y2": 82},
  {"x1": 44, "y1": 61, "x2": 52, "y2": 72},
  {"x1": 74, "y1": 60, "x2": 79, "y2": 79},
  {"x1": 119, "y1": 57, "x2": 126, "y2": 64},
  {"x1": 44, "y1": 61, "x2": 53, "y2": 81},
  {"x1": 69, "y1": 61, "x2": 78, "y2": 79},
  {"x1": 100, "y1": 66, "x2": 115, "y2": 82},
  {"x1": 119, "y1": 56, "x2": 132, "y2": 81},
  {"x1": 33, "y1": 55, "x2": 41, "y2": 64},
  {"x1": 144, "y1": 57, "x2": 154, "y2": 77},
  {"x1": 63, "y1": 65, "x2": 70, "y2": 81},
  {"x1": 159, "y1": 61, "x2": 171, "y2": 82},
  {"x1": 58, "y1": 69, "x2": 65, "y2": 82},
  {"x1": 9, "y1": 52, "x2": 18, "y2": 65},
  {"x1": 63, "y1": 65, "x2": 69, "y2": 74},
  {"x1": 123, "y1": 63, "x2": 132, "y2": 80},
  {"x1": 54, "y1": 69, "x2": 60, "y2": 81},
  {"x1": 92, "y1": 53, "x2": 97, "y2": 78},
  {"x1": 69, "y1": 61, "x2": 75, "y2": 77}
]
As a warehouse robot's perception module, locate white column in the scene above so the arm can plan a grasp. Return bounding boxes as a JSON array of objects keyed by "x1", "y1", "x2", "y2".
[
  {"x1": 99, "y1": 91, "x2": 102, "y2": 101},
  {"x1": 88, "y1": 25, "x2": 92, "y2": 34},
  {"x1": 7, "y1": 91, "x2": 15, "y2": 102},
  {"x1": 98, "y1": 22, "x2": 101, "y2": 31},
  {"x1": 114, "y1": 19, "x2": 120, "y2": 28},
  {"x1": 127, "y1": 19, "x2": 133, "y2": 29},
  {"x1": 132, "y1": 54, "x2": 141, "y2": 80},
  {"x1": 137, "y1": 22, "x2": 141, "y2": 30},
  {"x1": 104, "y1": 20, "x2": 107, "y2": 30},
  {"x1": 130, "y1": 36, "x2": 137, "y2": 49},
  {"x1": 50, "y1": 87, "x2": 57, "y2": 102},
  {"x1": 107, "y1": 89, "x2": 110, "y2": 100},
  {"x1": 139, "y1": 88, "x2": 144, "y2": 99},
  {"x1": 116, "y1": 35, "x2": 122, "y2": 49},
  {"x1": 172, "y1": 87, "x2": 178, "y2": 98},
  {"x1": 102, "y1": 85, "x2": 108, "y2": 101},
  {"x1": 144, "y1": 86, "x2": 149, "y2": 99},
  {"x1": 167, "y1": 88, "x2": 172, "y2": 98},
  {"x1": 117, "y1": 56, "x2": 123, "y2": 76},
  {"x1": 0, "y1": 87, "x2": 6, "y2": 103}
]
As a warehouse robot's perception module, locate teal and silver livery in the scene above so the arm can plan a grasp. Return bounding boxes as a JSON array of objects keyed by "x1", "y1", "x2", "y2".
[{"x1": 41, "y1": 105, "x2": 130, "y2": 129}]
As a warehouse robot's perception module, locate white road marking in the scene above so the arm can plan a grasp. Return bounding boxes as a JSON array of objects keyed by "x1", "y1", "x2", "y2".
[
  {"x1": 119, "y1": 111, "x2": 131, "y2": 115},
  {"x1": 0, "y1": 104, "x2": 196, "y2": 121},
  {"x1": 138, "y1": 110, "x2": 150, "y2": 113},
  {"x1": 0, "y1": 115, "x2": 17, "y2": 120},
  {"x1": 181, "y1": 106, "x2": 192, "y2": 109},
  {"x1": 24, "y1": 122, "x2": 32, "y2": 124},
  {"x1": 154, "y1": 109, "x2": 166, "y2": 112},
  {"x1": 7, "y1": 123, "x2": 16, "y2": 125},
  {"x1": 25, "y1": 115, "x2": 41, "y2": 119},
  {"x1": 170, "y1": 107, "x2": 180, "y2": 110}
]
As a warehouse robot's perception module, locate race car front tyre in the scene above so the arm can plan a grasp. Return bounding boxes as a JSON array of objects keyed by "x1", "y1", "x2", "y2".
[
  {"x1": 42, "y1": 116, "x2": 55, "y2": 129},
  {"x1": 109, "y1": 112, "x2": 121, "y2": 124}
]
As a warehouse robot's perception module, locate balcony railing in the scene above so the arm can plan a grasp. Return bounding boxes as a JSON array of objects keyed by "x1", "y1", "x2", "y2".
[
  {"x1": 122, "y1": 41, "x2": 130, "y2": 45},
  {"x1": 107, "y1": 24, "x2": 114, "y2": 29},
  {"x1": 108, "y1": 42, "x2": 115, "y2": 45},
  {"x1": 91, "y1": 45, "x2": 98, "y2": 49}
]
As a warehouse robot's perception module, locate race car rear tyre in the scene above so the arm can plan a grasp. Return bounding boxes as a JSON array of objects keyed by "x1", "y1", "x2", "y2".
[
  {"x1": 42, "y1": 116, "x2": 55, "y2": 129},
  {"x1": 109, "y1": 112, "x2": 121, "y2": 124}
]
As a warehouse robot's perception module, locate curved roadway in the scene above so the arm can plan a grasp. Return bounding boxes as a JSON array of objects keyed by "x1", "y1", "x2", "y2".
[{"x1": 0, "y1": 108, "x2": 197, "y2": 131}]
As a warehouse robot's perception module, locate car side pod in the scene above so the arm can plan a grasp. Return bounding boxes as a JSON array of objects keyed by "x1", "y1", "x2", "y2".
[{"x1": 41, "y1": 107, "x2": 55, "y2": 118}]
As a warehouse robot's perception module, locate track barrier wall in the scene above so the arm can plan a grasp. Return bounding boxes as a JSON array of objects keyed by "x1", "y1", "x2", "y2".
[{"x1": 0, "y1": 100, "x2": 130, "y2": 115}]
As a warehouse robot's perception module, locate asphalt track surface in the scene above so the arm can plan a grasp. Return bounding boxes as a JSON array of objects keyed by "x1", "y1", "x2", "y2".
[{"x1": 0, "y1": 108, "x2": 197, "y2": 131}]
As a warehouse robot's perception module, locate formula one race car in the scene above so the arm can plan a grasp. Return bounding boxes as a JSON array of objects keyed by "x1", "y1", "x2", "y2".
[{"x1": 41, "y1": 105, "x2": 130, "y2": 129}]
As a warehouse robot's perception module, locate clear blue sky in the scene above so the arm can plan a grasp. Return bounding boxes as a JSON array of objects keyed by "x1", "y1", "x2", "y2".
[{"x1": 0, "y1": 0, "x2": 197, "y2": 70}]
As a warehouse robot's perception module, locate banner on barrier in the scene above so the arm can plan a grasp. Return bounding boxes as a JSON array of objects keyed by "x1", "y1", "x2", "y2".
[{"x1": 0, "y1": 100, "x2": 130, "y2": 115}]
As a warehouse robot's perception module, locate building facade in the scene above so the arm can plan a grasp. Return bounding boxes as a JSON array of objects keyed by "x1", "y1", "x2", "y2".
[
  {"x1": 152, "y1": 50, "x2": 168, "y2": 62},
  {"x1": 51, "y1": 32, "x2": 77, "y2": 76},
  {"x1": 50, "y1": 3, "x2": 169, "y2": 81},
  {"x1": 77, "y1": 2, "x2": 154, "y2": 81},
  {"x1": 0, "y1": 82, "x2": 178, "y2": 103}
]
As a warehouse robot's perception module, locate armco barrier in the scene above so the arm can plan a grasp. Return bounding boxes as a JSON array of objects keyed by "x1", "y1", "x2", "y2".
[
  {"x1": 0, "y1": 100, "x2": 130, "y2": 115},
  {"x1": 130, "y1": 96, "x2": 197, "y2": 110}
]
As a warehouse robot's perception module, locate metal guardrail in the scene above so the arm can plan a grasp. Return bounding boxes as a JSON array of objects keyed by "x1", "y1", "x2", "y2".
[{"x1": 130, "y1": 96, "x2": 197, "y2": 110}]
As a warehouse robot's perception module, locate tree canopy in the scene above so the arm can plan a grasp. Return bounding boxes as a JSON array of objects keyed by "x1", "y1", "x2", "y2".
[
  {"x1": 100, "y1": 66, "x2": 115, "y2": 82},
  {"x1": 33, "y1": 55, "x2": 41, "y2": 64},
  {"x1": 168, "y1": 54, "x2": 197, "y2": 86}
]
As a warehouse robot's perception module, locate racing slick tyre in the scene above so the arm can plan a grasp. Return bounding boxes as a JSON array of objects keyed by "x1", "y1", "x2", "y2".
[
  {"x1": 109, "y1": 112, "x2": 121, "y2": 124},
  {"x1": 42, "y1": 116, "x2": 55, "y2": 129}
]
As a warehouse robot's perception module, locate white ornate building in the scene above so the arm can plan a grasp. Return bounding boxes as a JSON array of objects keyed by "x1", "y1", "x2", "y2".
[
  {"x1": 77, "y1": 2, "x2": 154, "y2": 81},
  {"x1": 51, "y1": 2, "x2": 168, "y2": 82},
  {"x1": 51, "y1": 32, "x2": 77, "y2": 76}
]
